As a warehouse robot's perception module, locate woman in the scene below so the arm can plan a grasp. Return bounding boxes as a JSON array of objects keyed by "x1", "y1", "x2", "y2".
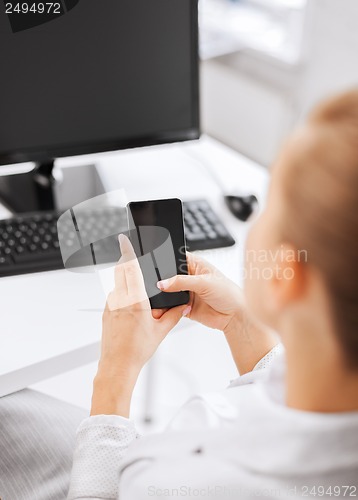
[{"x1": 68, "y1": 90, "x2": 358, "y2": 499}]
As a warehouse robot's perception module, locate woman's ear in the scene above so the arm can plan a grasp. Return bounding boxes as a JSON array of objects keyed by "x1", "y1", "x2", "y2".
[{"x1": 268, "y1": 243, "x2": 307, "y2": 313}]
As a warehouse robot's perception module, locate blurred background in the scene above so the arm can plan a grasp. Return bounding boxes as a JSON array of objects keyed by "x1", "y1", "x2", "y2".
[{"x1": 200, "y1": 0, "x2": 358, "y2": 166}]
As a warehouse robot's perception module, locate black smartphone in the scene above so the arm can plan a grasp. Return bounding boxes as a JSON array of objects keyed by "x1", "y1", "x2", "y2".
[{"x1": 127, "y1": 198, "x2": 189, "y2": 309}]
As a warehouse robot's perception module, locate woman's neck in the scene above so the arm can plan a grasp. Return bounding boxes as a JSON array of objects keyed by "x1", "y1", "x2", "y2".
[{"x1": 281, "y1": 317, "x2": 358, "y2": 413}]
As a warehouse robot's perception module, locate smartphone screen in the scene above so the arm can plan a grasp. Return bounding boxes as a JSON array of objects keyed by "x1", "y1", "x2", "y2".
[{"x1": 127, "y1": 198, "x2": 189, "y2": 309}]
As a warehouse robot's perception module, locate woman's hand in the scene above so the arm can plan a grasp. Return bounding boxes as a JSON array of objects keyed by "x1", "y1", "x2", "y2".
[
  {"x1": 91, "y1": 234, "x2": 190, "y2": 417},
  {"x1": 157, "y1": 252, "x2": 278, "y2": 374},
  {"x1": 157, "y1": 252, "x2": 243, "y2": 333}
]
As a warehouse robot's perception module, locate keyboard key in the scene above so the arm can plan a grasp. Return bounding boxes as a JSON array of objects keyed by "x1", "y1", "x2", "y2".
[
  {"x1": 183, "y1": 200, "x2": 235, "y2": 251},
  {"x1": 191, "y1": 225, "x2": 202, "y2": 234},
  {"x1": 186, "y1": 232, "x2": 205, "y2": 241},
  {"x1": 0, "y1": 256, "x2": 12, "y2": 265}
]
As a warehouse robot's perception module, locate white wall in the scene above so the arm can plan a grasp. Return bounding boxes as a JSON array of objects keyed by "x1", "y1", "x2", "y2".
[
  {"x1": 297, "y1": 0, "x2": 358, "y2": 120},
  {"x1": 201, "y1": 0, "x2": 358, "y2": 167}
]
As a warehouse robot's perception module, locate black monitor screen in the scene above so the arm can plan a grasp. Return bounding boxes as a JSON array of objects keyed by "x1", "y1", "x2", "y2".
[{"x1": 0, "y1": 0, "x2": 199, "y2": 165}]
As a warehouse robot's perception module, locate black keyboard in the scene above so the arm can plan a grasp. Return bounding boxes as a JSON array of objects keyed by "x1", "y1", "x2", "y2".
[
  {"x1": 0, "y1": 199, "x2": 235, "y2": 277},
  {"x1": 183, "y1": 200, "x2": 235, "y2": 251}
]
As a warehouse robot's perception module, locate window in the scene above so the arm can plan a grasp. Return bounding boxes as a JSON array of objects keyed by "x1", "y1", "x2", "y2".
[{"x1": 200, "y1": 0, "x2": 308, "y2": 64}]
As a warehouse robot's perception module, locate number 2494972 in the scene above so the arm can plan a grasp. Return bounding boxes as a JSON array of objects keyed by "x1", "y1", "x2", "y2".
[{"x1": 5, "y1": 3, "x2": 62, "y2": 14}]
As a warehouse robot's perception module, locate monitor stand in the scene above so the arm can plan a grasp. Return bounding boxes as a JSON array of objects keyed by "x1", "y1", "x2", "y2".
[{"x1": 0, "y1": 160, "x2": 106, "y2": 214}]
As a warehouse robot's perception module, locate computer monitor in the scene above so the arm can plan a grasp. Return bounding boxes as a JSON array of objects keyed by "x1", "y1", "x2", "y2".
[{"x1": 0, "y1": 0, "x2": 199, "y2": 212}]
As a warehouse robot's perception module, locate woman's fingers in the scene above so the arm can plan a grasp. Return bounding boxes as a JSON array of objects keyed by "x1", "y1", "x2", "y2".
[
  {"x1": 157, "y1": 304, "x2": 192, "y2": 338},
  {"x1": 157, "y1": 274, "x2": 210, "y2": 295},
  {"x1": 113, "y1": 234, "x2": 135, "y2": 292},
  {"x1": 113, "y1": 260, "x2": 126, "y2": 294},
  {"x1": 119, "y1": 234, "x2": 146, "y2": 293},
  {"x1": 152, "y1": 308, "x2": 168, "y2": 319},
  {"x1": 111, "y1": 234, "x2": 149, "y2": 307},
  {"x1": 186, "y1": 251, "x2": 216, "y2": 275},
  {"x1": 119, "y1": 233, "x2": 137, "y2": 263}
]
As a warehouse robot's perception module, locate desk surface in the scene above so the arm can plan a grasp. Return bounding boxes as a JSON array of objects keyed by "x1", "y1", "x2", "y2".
[{"x1": 0, "y1": 136, "x2": 268, "y2": 397}]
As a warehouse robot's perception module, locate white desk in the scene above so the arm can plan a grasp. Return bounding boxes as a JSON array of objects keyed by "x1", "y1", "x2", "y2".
[{"x1": 0, "y1": 136, "x2": 268, "y2": 397}]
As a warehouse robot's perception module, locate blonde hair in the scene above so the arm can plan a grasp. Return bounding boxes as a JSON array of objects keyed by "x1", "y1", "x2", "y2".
[{"x1": 282, "y1": 89, "x2": 358, "y2": 368}]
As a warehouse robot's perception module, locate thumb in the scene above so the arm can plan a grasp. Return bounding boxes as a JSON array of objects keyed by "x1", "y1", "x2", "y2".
[
  {"x1": 157, "y1": 274, "x2": 210, "y2": 295},
  {"x1": 157, "y1": 304, "x2": 192, "y2": 337}
]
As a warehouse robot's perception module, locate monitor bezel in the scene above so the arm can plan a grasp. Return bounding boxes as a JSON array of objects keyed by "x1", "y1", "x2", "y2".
[{"x1": 0, "y1": 0, "x2": 200, "y2": 166}]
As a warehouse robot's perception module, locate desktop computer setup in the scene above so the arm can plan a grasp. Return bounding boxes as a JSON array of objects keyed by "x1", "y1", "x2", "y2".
[{"x1": 0, "y1": 0, "x2": 237, "y2": 278}]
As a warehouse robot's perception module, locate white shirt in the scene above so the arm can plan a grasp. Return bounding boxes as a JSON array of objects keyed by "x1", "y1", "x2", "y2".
[{"x1": 67, "y1": 346, "x2": 358, "y2": 500}]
